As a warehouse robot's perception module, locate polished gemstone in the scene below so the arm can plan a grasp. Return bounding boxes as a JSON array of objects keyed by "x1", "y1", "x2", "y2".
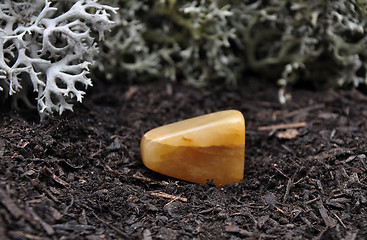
[{"x1": 140, "y1": 110, "x2": 245, "y2": 186}]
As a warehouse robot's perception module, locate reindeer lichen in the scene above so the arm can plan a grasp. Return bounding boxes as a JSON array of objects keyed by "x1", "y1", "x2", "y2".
[
  {"x1": 0, "y1": 0, "x2": 116, "y2": 119},
  {"x1": 97, "y1": 0, "x2": 367, "y2": 93},
  {"x1": 2, "y1": 0, "x2": 367, "y2": 118},
  {"x1": 232, "y1": 0, "x2": 367, "y2": 92},
  {"x1": 97, "y1": 0, "x2": 239, "y2": 86}
]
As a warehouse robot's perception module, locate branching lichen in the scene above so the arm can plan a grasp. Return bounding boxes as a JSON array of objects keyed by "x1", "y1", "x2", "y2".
[
  {"x1": 0, "y1": 0, "x2": 116, "y2": 119},
  {"x1": 97, "y1": 0, "x2": 239, "y2": 86},
  {"x1": 232, "y1": 0, "x2": 367, "y2": 92},
  {"x1": 2, "y1": 0, "x2": 367, "y2": 118},
  {"x1": 97, "y1": 0, "x2": 367, "y2": 94}
]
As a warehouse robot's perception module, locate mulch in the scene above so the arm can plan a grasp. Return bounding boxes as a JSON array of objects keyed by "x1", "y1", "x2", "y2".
[{"x1": 0, "y1": 78, "x2": 366, "y2": 239}]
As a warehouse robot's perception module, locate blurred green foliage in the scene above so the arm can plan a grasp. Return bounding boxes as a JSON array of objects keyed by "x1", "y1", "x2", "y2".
[{"x1": 96, "y1": 0, "x2": 367, "y2": 92}]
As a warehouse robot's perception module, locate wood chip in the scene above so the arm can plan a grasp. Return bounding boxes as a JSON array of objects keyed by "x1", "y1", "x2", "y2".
[
  {"x1": 0, "y1": 188, "x2": 24, "y2": 219},
  {"x1": 276, "y1": 129, "x2": 300, "y2": 139},
  {"x1": 143, "y1": 229, "x2": 153, "y2": 240},
  {"x1": 8, "y1": 231, "x2": 46, "y2": 240},
  {"x1": 258, "y1": 122, "x2": 306, "y2": 131},
  {"x1": 0, "y1": 138, "x2": 6, "y2": 157},
  {"x1": 316, "y1": 199, "x2": 336, "y2": 227},
  {"x1": 225, "y1": 225, "x2": 277, "y2": 238},
  {"x1": 62, "y1": 159, "x2": 83, "y2": 169},
  {"x1": 91, "y1": 211, "x2": 129, "y2": 238},
  {"x1": 166, "y1": 83, "x2": 173, "y2": 96},
  {"x1": 43, "y1": 166, "x2": 70, "y2": 189},
  {"x1": 318, "y1": 112, "x2": 338, "y2": 120},
  {"x1": 52, "y1": 223, "x2": 95, "y2": 231},
  {"x1": 150, "y1": 192, "x2": 187, "y2": 202},
  {"x1": 225, "y1": 225, "x2": 253, "y2": 237},
  {"x1": 27, "y1": 205, "x2": 55, "y2": 235},
  {"x1": 124, "y1": 86, "x2": 138, "y2": 100}
]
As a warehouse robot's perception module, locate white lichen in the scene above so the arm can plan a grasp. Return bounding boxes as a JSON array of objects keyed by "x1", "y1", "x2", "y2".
[
  {"x1": 97, "y1": 0, "x2": 239, "y2": 86},
  {"x1": 0, "y1": 0, "x2": 117, "y2": 119},
  {"x1": 98, "y1": 0, "x2": 367, "y2": 96}
]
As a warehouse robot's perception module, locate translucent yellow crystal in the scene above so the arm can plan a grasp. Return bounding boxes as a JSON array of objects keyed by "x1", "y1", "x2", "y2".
[{"x1": 140, "y1": 110, "x2": 245, "y2": 186}]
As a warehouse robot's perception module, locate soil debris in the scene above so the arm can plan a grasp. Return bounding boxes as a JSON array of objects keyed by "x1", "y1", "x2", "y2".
[{"x1": 0, "y1": 79, "x2": 367, "y2": 239}]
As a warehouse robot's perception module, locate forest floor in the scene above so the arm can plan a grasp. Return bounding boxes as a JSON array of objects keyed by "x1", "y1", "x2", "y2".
[{"x1": 0, "y1": 79, "x2": 366, "y2": 239}]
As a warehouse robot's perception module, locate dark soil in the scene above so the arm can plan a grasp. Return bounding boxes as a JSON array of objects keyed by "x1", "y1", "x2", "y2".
[{"x1": 0, "y1": 79, "x2": 366, "y2": 240}]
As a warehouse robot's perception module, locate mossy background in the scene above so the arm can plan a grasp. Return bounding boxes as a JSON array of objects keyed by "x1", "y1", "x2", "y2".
[{"x1": 95, "y1": 0, "x2": 367, "y2": 93}]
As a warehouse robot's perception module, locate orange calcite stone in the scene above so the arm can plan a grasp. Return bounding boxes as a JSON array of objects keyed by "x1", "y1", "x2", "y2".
[{"x1": 140, "y1": 110, "x2": 245, "y2": 186}]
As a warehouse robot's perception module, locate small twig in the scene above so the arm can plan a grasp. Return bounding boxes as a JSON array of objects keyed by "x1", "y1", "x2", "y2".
[
  {"x1": 272, "y1": 164, "x2": 290, "y2": 179},
  {"x1": 229, "y1": 212, "x2": 243, "y2": 217},
  {"x1": 91, "y1": 211, "x2": 129, "y2": 238},
  {"x1": 11, "y1": 152, "x2": 19, "y2": 159},
  {"x1": 274, "y1": 205, "x2": 291, "y2": 217},
  {"x1": 333, "y1": 212, "x2": 347, "y2": 229},
  {"x1": 133, "y1": 172, "x2": 153, "y2": 182},
  {"x1": 232, "y1": 196, "x2": 246, "y2": 204},
  {"x1": 258, "y1": 122, "x2": 306, "y2": 131},
  {"x1": 123, "y1": 145, "x2": 135, "y2": 162},
  {"x1": 133, "y1": 172, "x2": 167, "y2": 186},
  {"x1": 285, "y1": 104, "x2": 324, "y2": 118},
  {"x1": 283, "y1": 177, "x2": 293, "y2": 203},
  {"x1": 199, "y1": 207, "x2": 214, "y2": 214},
  {"x1": 44, "y1": 188, "x2": 60, "y2": 203},
  {"x1": 247, "y1": 205, "x2": 266, "y2": 209},
  {"x1": 52, "y1": 224, "x2": 95, "y2": 231},
  {"x1": 292, "y1": 177, "x2": 305, "y2": 186},
  {"x1": 304, "y1": 197, "x2": 320, "y2": 205},
  {"x1": 281, "y1": 144, "x2": 295, "y2": 154},
  {"x1": 20, "y1": 141, "x2": 30, "y2": 148},
  {"x1": 150, "y1": 192, "x2": 187, "y2": 202},
  {"x1": 284, "y1": 171, "x2": 300, "y2": 203},
  {"x1": 63, "y1": 195, "x2": 74, "y2": 214},
  {"x1": 316, "y1": 180, "x2": 325, "y2": 195}
]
